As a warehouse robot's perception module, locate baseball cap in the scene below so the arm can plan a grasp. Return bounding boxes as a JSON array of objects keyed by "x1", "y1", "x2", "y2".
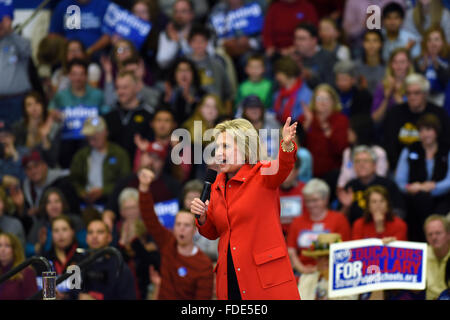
[
  {"x1": 81, "y1": 116, "x2": 107, "y2": 136},
  {"x1": 145, "y1": 141, "x2": 168, "y2": 161},
  {"x1": 242, "y1": 95, "x2": 264, "y2": 109},
  {"x1": 22, "y1": 149, "x2": 44, "y2": 167}
]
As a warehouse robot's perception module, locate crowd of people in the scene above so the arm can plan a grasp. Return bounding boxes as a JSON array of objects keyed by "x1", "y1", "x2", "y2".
[{"x1": 0, "y1": 0, "x2": 449, "y2": 300}]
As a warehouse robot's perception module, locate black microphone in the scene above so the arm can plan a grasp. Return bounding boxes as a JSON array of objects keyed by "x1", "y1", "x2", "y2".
[{"x1": 196, "y1": 169, "x2": 217, "y2": 219}]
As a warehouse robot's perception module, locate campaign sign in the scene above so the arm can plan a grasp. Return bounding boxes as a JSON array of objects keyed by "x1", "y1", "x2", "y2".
[
  {"x1": 103, "y1": 3, "x2": 151, "y2": 49},
  {"x1": 154, "y1": 198, "x2": 179, "y2": 230},
  {"x1": 210, "y1": 2, "x2": 263, "y2": 39},
  {"x1": 329, "y1": 239, "x2": 427, "y2": 298},
  {"x1": 61, "y1": 105, "x2": 98, "y2": 140}
]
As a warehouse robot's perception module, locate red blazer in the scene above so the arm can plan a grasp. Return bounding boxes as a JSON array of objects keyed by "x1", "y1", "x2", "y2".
[
  {"x1": 197, "y1": 142, "x2": 300, "y2": 300},
  {"x1": 298, "y1": 112, "x2": 349, "y2": 177}
]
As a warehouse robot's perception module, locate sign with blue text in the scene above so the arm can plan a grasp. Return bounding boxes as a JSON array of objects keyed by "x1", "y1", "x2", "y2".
[
  {"x1": 329, "y1": 239, "x2": 427, "y2": 298},
  {"x1": 102, "y1": 3, "x2": 151, "y2": 49},
  {"x1": 154, "y1": 198, "x2": 179, "y2": 230}
]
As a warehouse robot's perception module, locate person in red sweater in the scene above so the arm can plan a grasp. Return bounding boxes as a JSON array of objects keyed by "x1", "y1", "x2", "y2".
[
  {"x1": 298, "y1": 84, "x2": 349, "y2": 199},
  {"x1": 351, "y1": 185, "x2": 408, "y2": 241},
  {"x1": 0, "y1": 232, "x2": 37, "y2": 300},
  {"x1": 263, "y1": 0, "x2": 318, "y2": 57},
  {"x1": 138, "y1": 168, "x2": 214, "y2": 300},
  {"x1": 287, "y1": 179, "x2": 351, "y2": 275}
]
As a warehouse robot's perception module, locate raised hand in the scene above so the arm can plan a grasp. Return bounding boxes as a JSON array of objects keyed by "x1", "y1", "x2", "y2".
[
  {"x1": 138, "y1": 168, "x2": 155, "y2": 193},
  {"x1": 282, "y1": 117, "x2": 297, "y2": 150}
]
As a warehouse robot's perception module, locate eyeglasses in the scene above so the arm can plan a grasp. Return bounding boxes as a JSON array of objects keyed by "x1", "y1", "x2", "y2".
[{"x1": 406, "y1": 90, "x2": 423, "y2": 96}]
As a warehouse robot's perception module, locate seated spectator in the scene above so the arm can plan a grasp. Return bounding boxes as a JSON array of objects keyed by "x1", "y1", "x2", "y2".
[
  {"x1": 51, "y1": 40, "x2": 102, "y2": 95},
  {"x1": 0, "y1": 122, "x2": 27, "y2": 183},
  {"x1": 103, "y1": 56, "x2": 161, "y2": 111},
  {"x1": 48, "y1": 0, "x2": 111, "y2": 58},
  {"x1": 372, "y1": 48, "x2": 414, "y2": 125},
  {"x1": 12, "y1": 91, "x2": 61, "y2": 167},
  {"x1": 383, "y1": 73, "x2": 450, "y2": 170},
  {"x1": 402, "y1": 0, "x2": 450, "y2": 44},
  {"x1": 355, "y1": 30, "x2": 386, "y2": 95},
  {"x1": 42, "y1": 215, "x2": 85, "y2": 300},
  {"x1": 272, "y1": 56, "x2": 312, "y2": 124},
  {"x1": 187, "y1": 25, "x2": 232, "y2": 113},
  {"x1": 116, "y1": 188, "x2": 160, "y2": 300},
  {"x1": 49, "y1": 59, "x2": 109, "y2": 169},
  {"x1": 138, "y1": 168, "x2": 214, "y2": 299},
  {"x1": 298, "y1": 233, "x2": 358, "y2": 300},
  {"x1": 298, "y1": 84, "x2": 348, "y2": 193},
  {"x1": 338, "y1": 145, "x2": 405, "y2": 225},
  {"x1": 0, "y1": 232, "x2": 37, "y2": 300},
  {"x1": 287, "y1": 179, "x2": 351, "y2": 275},
  {"x1": 182, "y1": 179, "x2": 218, "y2": 262},
  {"x1": 290, "y1": 23, "x2": 337, "y2": 89},
  {"x1": 77, "y1": 219, "x2": 137, "y2": 300},
  {"x1": 163, "y1": 57, "x2": 207, "y2": 125},
  {"x1": 381, "y1": 2, "x2": 421, "y2": 63},
  {"x1": 235, "y1": 53, "x2": 273, "y2": 110},
  {"x1": 104, "y1": 71, "x2": 154, "y2": 160},
  {"x1": 0, "y1": 187, "x2": 25, "y2": 247},
  {"x1": 395, "y1": 113, "x2": 450, "y2": 242},
  {"x1": 262, "y1": 0, "x2": 318, "y2": 58},
  {"x1": 437, "y1": 258, "x2": 450, "y2": 300},
  {"x1": 337, "y1": 115, "x2": 389, "y2": 189},
  {"x1": 351, "y1": 185, "x2": 408, "y2": 241},
  {"x1": 21, "y1": 149, "x2": 80, "y2": 218},
  {"x1": 333, "y1": 60, "x2": 373, "y2": 118},
  {"x1": 103, "y1": 141, "x2": 182, "y2": 230},
  {"x1": 156, "y1": 0, "x2": 214, "y2": 70},
  {"x1": 26, "y1": 188, "x2": 85, "y2": 257},
  {"x1": 240, "y1": 95, "x2": 281, "y2": 158},
  {"x1": 424, "y1": 215, "x2": 450, "y2": 300},
  {"x1": 70, "y1": 116, "x2": 131, "y2": 206},
  {"x1": 414, "y1": 26, "x2": 450, "y2": 106},
  {"x1": 318, "y1": 17, "x2": 350, "y2": 62},
  {"x1": 0, "y1": 7, "x2": 32, "y2": 125},
  {"x1": 279, "y1": 157, "x2": 305, "y2": 237}
]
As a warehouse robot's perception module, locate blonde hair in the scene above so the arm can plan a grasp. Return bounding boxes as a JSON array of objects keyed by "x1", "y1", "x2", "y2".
[
  {"x1": 421, "y1": 25, "x2": 449, "y2": 58},
  {"x1": 310, "y1": 84, "x2": 342, "y2": 113},
  {"x1": 214, "y1": 118, "x2": 269, "y2": 164},
  {"x1": 118, "y1": 188, "x2": 139, "y2": 209},
  {"x1": 424, "y1": 214, "x2": 450, "y2": 234},
  {"x1": 383, "y1": 47, "x2": 414, "y2": 93}
]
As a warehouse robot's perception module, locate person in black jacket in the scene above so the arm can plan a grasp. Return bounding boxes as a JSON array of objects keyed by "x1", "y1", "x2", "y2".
[
  {"x1": 77, "y1": 219, "x2": 136, "y2": 300},
  {"x1": 382, "y1": 73, "x2": 450, "y2": 168},
  {"x1": 395, "y1": 113, "x2": 450, "y2": 242},
  {"x1": 333, "y1": 60, "x2": 373, "y2": 118}
]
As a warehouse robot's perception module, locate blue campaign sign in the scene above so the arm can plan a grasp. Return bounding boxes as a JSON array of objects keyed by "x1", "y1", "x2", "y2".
[
  {"x1": 102, "y1": 3, "x2": 151, "y2": 49},
  {"x1": 61, "y1": 105, "x2": 98, "y2": 140},
  {"x1": 328, "y1": 239, "x2": 427, "y2": 298},
  {"x1": 210, "y1": 2, "x2": 263, "y2": 39},
  {"x1": 154, "y1": 198, "x2": 180, "y2": 230}
]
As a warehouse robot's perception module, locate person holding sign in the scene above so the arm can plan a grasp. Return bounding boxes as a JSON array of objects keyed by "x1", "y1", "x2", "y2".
[{"x1": 191, "y1": 117, "x2": 300, "y2": 300}]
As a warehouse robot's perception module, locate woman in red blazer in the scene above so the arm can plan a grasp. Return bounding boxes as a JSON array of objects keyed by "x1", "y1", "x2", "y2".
[
  {"x1": 351, "y1": 185, "x2": 408, "y2": 241},
  {"x1": 191, "y1": 117, "x2": 300, "y2": 300}
]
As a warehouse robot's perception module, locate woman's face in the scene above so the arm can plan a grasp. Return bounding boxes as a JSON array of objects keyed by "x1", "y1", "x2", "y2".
[
  {"x1": 319, "y1": 20, "x2": 337, "y2": 43},
  {"x1": 25, "y1": 96, "x2": 44, "y2": 120},
  {"x1": 314, "y1": 90, "x2": 334, "y2": 119},
  {"x1": 304, "y1": 193, "x2": 328, "y2": 217},
  {"x1": 244, "y1": 107, "x2": 263, "y2": 123},
  {"x1": 52, "y1": 220, "x2": 74, "y2": 250},
  {"x1": 419, "y1": 126, "x2": 438, "y2": 146},
  {"x1": 368, "y1": 192, "x2": 388, "y2": 217},
  {"x1": 46, "y1": 193, "x2": 63, "y2": 219},
  {"x1": 426, "y1": 31, "x2": 444, "y2": 56},
  {"x1": 115, "y1": 41, "x2": 133, "y2": 63},
  {"x1": 363, "y1": 33, "x2": 382, "y2": 56},
  {"x1": 0, "y1": 235, "x2": 13, "y2": 266},
  {"x1": 175, "y1": 62, "x2": 193, "y2": 87},
  {"x1": 391, "y1": 52, "x2": 410, "y2": 79},
  {"x1": 215, "y1": 131, "x2": 245, "y2": 174},
  {"x1": 200, "y1": 97, "x2": 219, "y2": 123},
  {"x1": 67, "y1": 42, "x2": 84, "y2": 62},
  {"x1": 133, "y1": 2, "x2": 150, "y2": 21},
  {"x1": 120, "y1": 198, "x2": 140, "y2": 220}
]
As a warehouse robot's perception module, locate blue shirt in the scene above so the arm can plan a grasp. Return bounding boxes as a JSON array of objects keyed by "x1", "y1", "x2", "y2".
[
  {"x1": 395, "y1": 147, "x2": 450, "y2": 197},
  {"x1": 49, "y1": 0, "x2": 110, "y2": 49}
]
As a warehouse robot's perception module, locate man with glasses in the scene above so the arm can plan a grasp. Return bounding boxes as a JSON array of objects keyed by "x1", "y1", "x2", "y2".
[{"x1": 383, "y1": 73, "x2": 450, "y2": 168}]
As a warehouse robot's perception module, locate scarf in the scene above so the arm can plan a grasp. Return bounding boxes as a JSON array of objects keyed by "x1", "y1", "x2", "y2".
[{"x1": 274, "y1": 77, "x2": 303, "y2": 123}]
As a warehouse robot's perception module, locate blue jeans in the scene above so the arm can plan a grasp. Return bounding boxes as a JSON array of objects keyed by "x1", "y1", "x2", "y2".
[{"x1": 0, "y1": 93, "x2": 25, "y2": 125}]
